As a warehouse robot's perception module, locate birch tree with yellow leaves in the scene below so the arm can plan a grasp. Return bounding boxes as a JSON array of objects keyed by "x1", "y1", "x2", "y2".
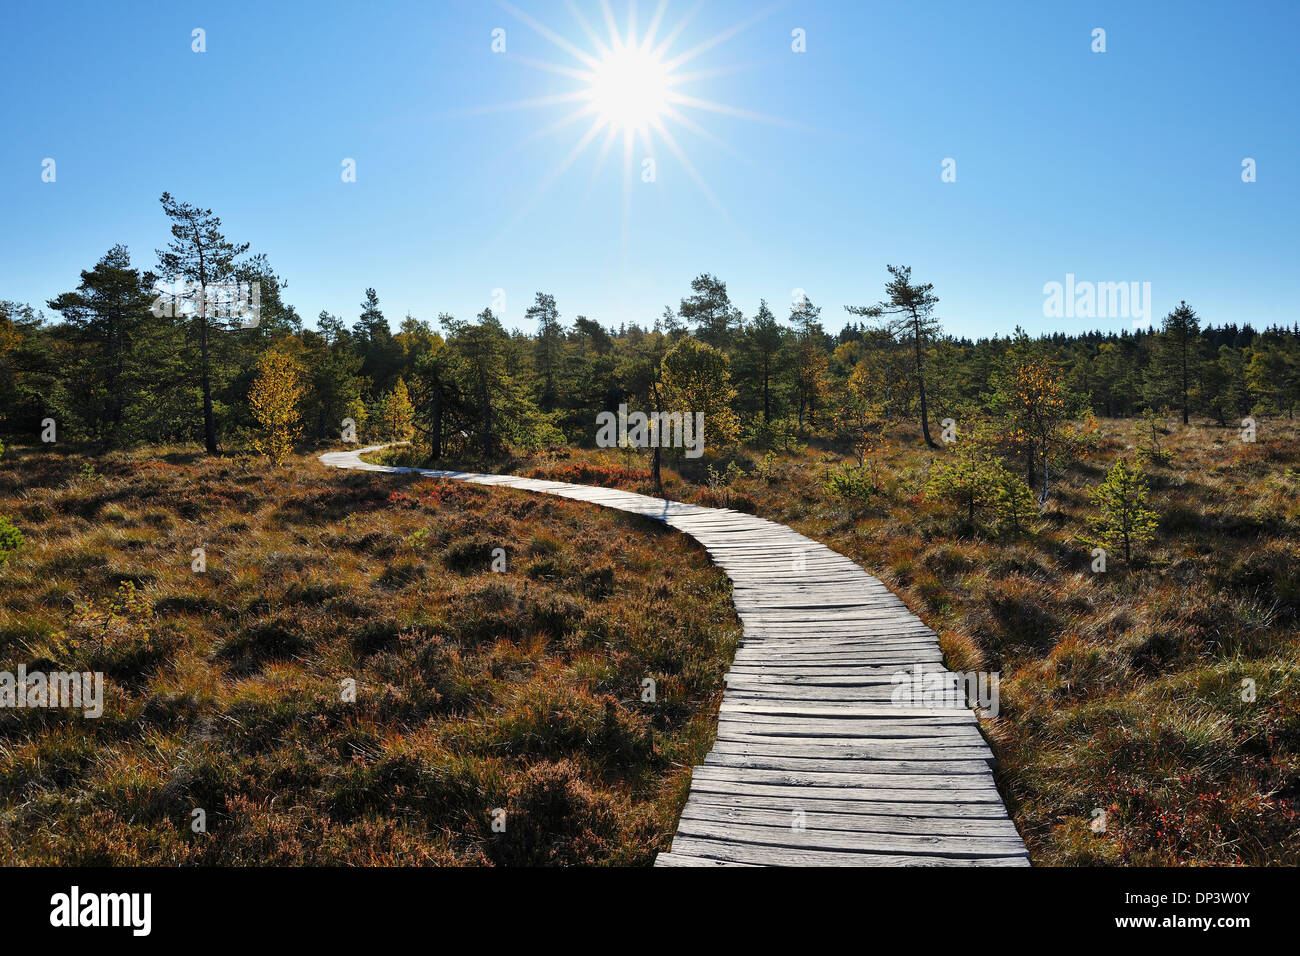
[
  {"x1": 249, "y1": 349, "x2": 305, "y2": 465},
  {"x1": 378, "y1": 376, "x2": 415, "y2": 442},
  {"x1": 992, "y1": 344, "x2": 1083, "y2": 504}
]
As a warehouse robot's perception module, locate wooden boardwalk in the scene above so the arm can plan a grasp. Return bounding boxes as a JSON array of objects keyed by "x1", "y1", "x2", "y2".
[{"x1": 320, "y1": 445, "x2": 1028, "y2": 867}]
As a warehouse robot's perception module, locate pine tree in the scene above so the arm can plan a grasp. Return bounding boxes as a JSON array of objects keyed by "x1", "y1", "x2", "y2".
[
  {"x1": 441, "y1": 310, "x2": 558, "y2": 458},
  {"x1": 1086, "y1": 456, "x2": 1159, "y2": 563},
  {"x1": 0, "y1": 514, "x2": 23, "y2": 568},
  {"x1": 301, "y1": 317, "x2": 365, "y2": 439},
  {"x1": 1246, "y1": 341, "x2": 1299, "y2": 419},
  {"x1": 317, "y1": 310, "x2": 351, "y2": 348},
  {"x1": 1197, "y1": 344, "x2": 1233, "y2": 426},
  {"x1": 526, "y1": 292, "x2": 564, "y2": 411},
  {"x1": 444, "y1": 309, "x2": 510, "y2": 457},
  {"x1": 155, "y1": 192, "x2": 250, "y2": 453},
  {"x1": 0, "y1": 302, "x2": 47, "y2": 436},
  {"x1": 679, "y1": 274, "x2": 742, "y2": 349},
  {"x1": 845, "y1": 265, "x2": 943, "y2": 447},
  {"x1": 409, "y1": 332, "x2": 452, "y2": 458},
  {"x1": 994, "y1": 465, "x2": 1037, "y2": 536},
  {"x1": 46, "y1": 244, "x2": 155, "y2": 446},
  {"x1": 924, "y1": 442, "x2": 1003, "y2": 534},
  {"x1": 736, "y1": 299, "x2": 786, "y2": 425},
  {"x1": 789, "y1": 295, "x2": 828, "y2": 430}
]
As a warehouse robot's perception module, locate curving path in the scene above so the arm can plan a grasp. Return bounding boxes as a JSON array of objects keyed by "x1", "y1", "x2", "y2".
[{"x1": 320, "y1": 445, "x2": 1029, "y2": 867}]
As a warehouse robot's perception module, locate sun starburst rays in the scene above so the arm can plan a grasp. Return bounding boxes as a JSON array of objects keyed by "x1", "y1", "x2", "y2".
[{"x1": 489, "y1": 0, "x2": 785, "y2": 260}]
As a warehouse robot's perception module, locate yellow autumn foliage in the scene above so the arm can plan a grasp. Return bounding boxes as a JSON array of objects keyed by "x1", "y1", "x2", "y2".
[{"x1": 249, "y1": 349, "x2": 306, "y2": 465}]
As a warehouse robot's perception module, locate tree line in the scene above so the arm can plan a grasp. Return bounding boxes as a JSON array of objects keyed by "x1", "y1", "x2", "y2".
[{"x1": 2, "y1": 196, "x2": 1297, "y2": 468}]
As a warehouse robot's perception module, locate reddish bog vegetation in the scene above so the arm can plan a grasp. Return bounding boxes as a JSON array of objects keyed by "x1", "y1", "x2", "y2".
[{"x1": 0, "y1": 446, "x2": 738, "y2": 864}]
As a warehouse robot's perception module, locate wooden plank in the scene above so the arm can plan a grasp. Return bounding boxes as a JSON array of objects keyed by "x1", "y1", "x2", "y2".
[
  {"x1": 703, "y1": 752, "x2": 992, "y2": 775},
  {"x1": 682, "y1": 800, "x2": 1020, "y2": 836},
  {"x1": 685, "y1": 775, "x2": 1005, "y2": 806},
  {"x1": 710, "y1": 737, "x2": 992, "y2": 760},
  {"x1": 318, "y1": 444, "x2": 1028, "y2": 868},
  {"x1": 673, "y1": 818, "x2": 1028, "y2": 858},
  {"x1": 718, "y1": 701, "x2": 978, "y2": 721},
  {"x1": 689, "y1": 765, "x2": 1001, "y2": 792},
  {"x1": 652, "y1": 852, "x2": 755, "y2": 867},
  {"x1": 722, "y1": 687, "x2": 955, "y2": 703},
  {"x1": 681, "y1": 790, "x2": 1015, "y2": 818},
  {"x1": 667, "y1": 836, "x2": 1029, "y2": 868},
  {"x1": 726, "y1": 665, "x2": 953, "y2": 678},
  {"x1": 725, "y1": 671, "x2": 956, "y2": 687},
  {"x1": 732, "y1": 652, "x2": 946, "y2": 665},
  {"x1": 715, "y1": 721, "x2": 989, "y2": 743}
]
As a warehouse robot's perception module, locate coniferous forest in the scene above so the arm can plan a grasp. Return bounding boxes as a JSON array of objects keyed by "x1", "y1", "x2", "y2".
[{"x1": 4, "y1": 199, "x2": 1297, "y2": 458}]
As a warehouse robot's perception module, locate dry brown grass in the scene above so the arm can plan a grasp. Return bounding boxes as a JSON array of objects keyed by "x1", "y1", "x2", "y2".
[
  {"x1": 0, "y1": 444, "x2": 739, "y2": 865},
  {"x1": 412, "y1": 416, "x2": 1300, "y2": 865}
]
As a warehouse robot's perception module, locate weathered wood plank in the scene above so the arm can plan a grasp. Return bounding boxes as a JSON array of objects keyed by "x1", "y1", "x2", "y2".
[
  {"x1": 690, "y1": 765, "x2": 1002, "y2": 792},
  {"x1": 319, "y1": 444, "x2": 1027, "y2": 868},
  {"x1": 673, "y1": 818, "x2": 1028, "y2": 858},
  {"x1": 686, "y1": 776, "x2": 1005, "y2": 806},
  {"x1": 715, "y1": 720, "x2": 989, "y2": 742},
  {"x1": 682, "y1": 789, "x2": 1015, "y2": 818},
  {"x1": 667, "y1": 836, "x2": 1029, "y2": 867},
  {"x1": 652, "y1": 852, "x2": 755, "y2": 867},
  {"x1": 710, "y1": 737, "x2": 992, "y2": 761},
  {"x1": 703, "y1": 752, "x2": 993, "y2": 775},
  {"x1": 719, "y1": 700, "x2": 978, "y2": 721},
  {"x1": 682, "y1": 800, "x2": 1021, "y2": 836}
]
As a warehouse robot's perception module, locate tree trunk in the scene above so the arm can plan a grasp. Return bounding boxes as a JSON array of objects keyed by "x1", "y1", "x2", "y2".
[
  {"x1": 1181, "y1": 342, "x2": 1189, "y2": 425},
  {"x1": 195, "y1": 232, "x2": 219, "y2": 454},
  {"x1": 1039, "y1": 446, "x2": 1050, "y2": 506},
  {"x1": 198, "y1": 318, "x2": 218, "y2": 453},
  {"x1": 914, "y1": 312, "x2": 936, "y2": 447},
  {"x1": 650, "y1": 373, "x2": 664, "y2": 496},
  {"x1": 762, "y1": 359, "x2": 770, "y2": 424},
  {"x1": 108, "y1": 326, "x2": 125, "y2": 446},
  {"x1": 430, "y1": 386, "x2": 442, "y2": 459}
]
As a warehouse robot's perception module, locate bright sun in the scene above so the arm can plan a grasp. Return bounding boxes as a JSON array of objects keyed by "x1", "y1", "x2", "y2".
[
  {"x1": 588, "y1": 46, "x2": 670, "y2": 132},
  {"x1": 482, "y1": 1, "x2": 787, "y2": 251}
]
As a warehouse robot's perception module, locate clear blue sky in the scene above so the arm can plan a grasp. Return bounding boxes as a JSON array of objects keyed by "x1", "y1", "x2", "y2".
[{"x1": 2, "y1": 0, "x2": 1296, "y2": 339}]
